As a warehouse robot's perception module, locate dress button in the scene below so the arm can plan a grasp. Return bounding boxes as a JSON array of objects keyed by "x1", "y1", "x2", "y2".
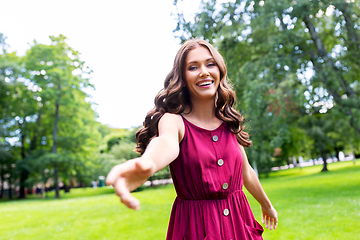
[
  {"x1": 217, "y1": 159, "x2": 224, "y2": 166},
  {"x1": 212, "y1": 135, "x2": 218, "y2": 142},
  {"x1": 223, "y1": 208, "x2": 229, "y2": 216},
  {"x1": 222, "y1": 183, "x2": 229, "y2": 190}
]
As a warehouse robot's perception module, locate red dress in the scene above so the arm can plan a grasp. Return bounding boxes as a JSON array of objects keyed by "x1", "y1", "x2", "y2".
[{"x1": 166, "y1": 116, "x2": 264, "y2": 240}]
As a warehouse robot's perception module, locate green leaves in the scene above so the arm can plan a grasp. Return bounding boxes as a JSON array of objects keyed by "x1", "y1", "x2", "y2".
[
  {"x1": 173, "y1": 0, "x2": 360, "y2": 173},
  {"x1": 1, "y1": 33, "x2": 102, "y2": 198}
]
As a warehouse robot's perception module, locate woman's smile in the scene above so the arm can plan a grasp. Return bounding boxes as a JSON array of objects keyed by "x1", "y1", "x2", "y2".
[
  {"x1": 196, "y1": 79, "x2": 214, "y2": 88},
  {"x1": 184, "y1": 45, "x2": 220, "y2": 100}
]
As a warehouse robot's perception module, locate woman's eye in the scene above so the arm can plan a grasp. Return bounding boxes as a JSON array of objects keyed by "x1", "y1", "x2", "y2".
[
  {"x1": 208, "y1": 63, "x2": 216, "y2": 67},
  {"x1": 189, "y1": 66, "x2": 197, "y2": 71}
]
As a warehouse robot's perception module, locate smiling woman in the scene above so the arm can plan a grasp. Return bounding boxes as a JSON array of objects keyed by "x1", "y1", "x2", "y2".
[
  {"x1": 135, "y1": 39, "x2": 252, "y2": 150},
  {"x1": 184, "y1": 46, "x2": 220, "y2": 102},
  {"x1": 106, "y1": 39, "x2": 278, "y2": 240}
]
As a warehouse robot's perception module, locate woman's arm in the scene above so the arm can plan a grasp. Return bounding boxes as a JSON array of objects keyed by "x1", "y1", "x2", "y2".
[
  {"x1": 240, "y1": 146, "x2": 278, "y2": 230},
  {"x1": 106, "y1": 113, "x2": 183, "y2": 210}
]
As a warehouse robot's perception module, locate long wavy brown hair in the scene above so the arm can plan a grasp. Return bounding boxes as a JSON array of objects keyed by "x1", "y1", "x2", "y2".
[{"x1": 135, "y1": 39, "x2": 252, "y2": 155}]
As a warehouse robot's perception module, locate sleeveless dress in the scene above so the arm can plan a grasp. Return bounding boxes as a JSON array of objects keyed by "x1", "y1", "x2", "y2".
[{"x1": 166, "y1": 116, "x2": 264, "y2": 240}]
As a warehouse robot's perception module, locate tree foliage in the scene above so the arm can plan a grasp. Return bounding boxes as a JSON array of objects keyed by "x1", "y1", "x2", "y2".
[
  {"x1": 0, "y1": 32, "x2": 167, "y2": 199},
  {"x1": 0, "y1": 34, "x2": 103, "y2": 198},
  {"x1": 173, "y1": 0, "x2": 359, "y2": 173}
]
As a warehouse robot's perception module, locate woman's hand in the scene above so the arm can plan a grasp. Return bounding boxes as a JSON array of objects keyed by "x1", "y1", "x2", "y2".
[
  {"x1": 261, "y1": 205, "x2": 278, "y2": 230},
  {"x1": 106, "y1": 114, "x2": 182, "y2": 210},
  {"x1": 106, "y1": 157, "x2": 154, "y2": 210}
]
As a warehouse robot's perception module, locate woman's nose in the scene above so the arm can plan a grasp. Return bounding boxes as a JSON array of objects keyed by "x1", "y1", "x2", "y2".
[{"x1": 199, "y1": 67, "x2": 210, "y2": 78}]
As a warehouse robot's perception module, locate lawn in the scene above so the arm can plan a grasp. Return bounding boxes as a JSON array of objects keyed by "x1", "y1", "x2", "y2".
[
  {"x1": 253, "y1": 160, "x2": 360, "y2": 240},
  {"x1": 1, "y1": 160, "x2": 359, "y2": 240}
]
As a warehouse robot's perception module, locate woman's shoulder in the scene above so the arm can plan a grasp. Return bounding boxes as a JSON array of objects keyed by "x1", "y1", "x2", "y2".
[
  {"x1": 160, "y1": 113, "x2": 183, "y2": 123},
  {"x1": 159, "y1": 113, "x2": 185, "y2": 141}
]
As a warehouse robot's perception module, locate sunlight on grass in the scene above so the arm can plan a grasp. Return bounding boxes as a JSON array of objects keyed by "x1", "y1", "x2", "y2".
[
  {"x1": 1, "y1": 160, "x2": 359, "y2": 240},
  {"x1": 248, "y1": 160, "x2": 360, "y2": 240}
]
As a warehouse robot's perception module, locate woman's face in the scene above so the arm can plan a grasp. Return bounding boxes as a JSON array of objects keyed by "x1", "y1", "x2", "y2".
[{"x1": 184, "y1": 45, "x2": 220, "y2": 102}]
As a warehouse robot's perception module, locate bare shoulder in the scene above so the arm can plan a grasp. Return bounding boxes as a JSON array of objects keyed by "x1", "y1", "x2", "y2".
[
  {"x1": 159, "y1": 113, "x2": 185, "y2": 142},
  {"x1": 238, "y1": 144, "x2": 249, "y2": 161},
  {"x1": 239, "y1": 144, "x2": 245, "y2": 152},
  {"x1": 160, "y1": 113, "x2": 182, "y2": 123}
]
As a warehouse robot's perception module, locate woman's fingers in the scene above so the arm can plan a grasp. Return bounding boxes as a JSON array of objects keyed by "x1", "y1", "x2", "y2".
[
  {"x1": 106, "y1": 160, "x2": 136, "y2": 185},
  {"x1": 114, "y1": 177, "x2": 140, "y2": 210},
  {"x1": 266, "y1": 216, "x2": 269, "y2": 229},
  {"x1": 262, "y1": 213, "x2": 278, "y2": 230},
  {"x1": 106, "y1": 158, "x2": 153, "y2": 185},
  {"x1": 105, "y1": 165, "x2": 120, "y2": 185},
  {"x1": 105, "y1": 159, "x2": 153, "y2": 211},
  {"x1": 261, "y1": 206, "x2": 278, "y2": 230},
  {"x1": 273, "y1": 217, "x2": 278, "y2": 230},
  {"x1": 262, "y1": 213, "x2": 268, "y2": 229}
]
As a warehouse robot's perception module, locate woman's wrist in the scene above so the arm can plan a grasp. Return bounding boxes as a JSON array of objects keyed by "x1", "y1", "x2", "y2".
[{"x1": 260, "y1": 202, "x2": 273, "y2": 210}]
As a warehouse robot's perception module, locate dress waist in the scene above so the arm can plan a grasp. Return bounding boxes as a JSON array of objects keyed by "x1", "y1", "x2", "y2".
[{"x1": 177, "y1": 189, "x2": 243, "y2": 202}]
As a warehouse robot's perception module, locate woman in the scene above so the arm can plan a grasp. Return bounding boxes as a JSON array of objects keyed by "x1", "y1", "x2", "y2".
[{"x1": 106, "y1": 39, "x2": 278, "y2": 239}]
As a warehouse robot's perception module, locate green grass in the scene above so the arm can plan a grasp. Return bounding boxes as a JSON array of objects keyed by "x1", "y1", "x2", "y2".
[
  {"x1": 251, "y1": 160, "x2": 360, "y2": 240},
  {"x1": 0, "y1": 186, "x2": 175, "y2": 240},
  {"x1": 1, "y1": 160, "x2": 359, "y2": 240}
]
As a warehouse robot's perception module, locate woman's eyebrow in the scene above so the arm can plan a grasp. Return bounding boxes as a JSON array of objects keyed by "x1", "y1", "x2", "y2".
[{"x1": 187, "y1": 58, "x2": 214, "y2": 65}]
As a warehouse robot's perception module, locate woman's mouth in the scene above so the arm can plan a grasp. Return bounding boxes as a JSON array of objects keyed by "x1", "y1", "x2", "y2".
[{"x1": 196, "y1": 80, "x2": 214, "y2": 87}]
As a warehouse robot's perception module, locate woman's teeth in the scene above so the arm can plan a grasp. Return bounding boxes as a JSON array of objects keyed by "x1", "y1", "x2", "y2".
[{"x1": 198, "y1": 81, "x2": 212, "y2": 86}]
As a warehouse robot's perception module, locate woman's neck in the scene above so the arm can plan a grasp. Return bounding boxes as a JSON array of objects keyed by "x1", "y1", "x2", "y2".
[{"x1": 183, "y1": 97, "x2": 221, "y2": 128}]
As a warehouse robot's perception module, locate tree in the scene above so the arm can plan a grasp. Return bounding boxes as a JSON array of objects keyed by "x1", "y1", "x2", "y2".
[
  {"x1": 173, "y1": 0, "x2": 360, "y2": 173},
  {"x1": 0, "y1": 139, "x2": 15, "y2": 199},
  {"x1": 104, "y1": 127, "x2": 138, "y2": 152},
  {"x1": 23, "y1": 34, "x2": 98, "y2": 198},
  {"x1": 295, "y1": 0, "x2": 360, "y2": 133},
  {"x1": 1, "y1": 33, "x2": 104, "y2": 199},
  {"x1": 0, "y1": 33, "x2": 39, "y2": 198},
  {"x1": 174, "y1": 0, "x2": 308, "y2": 173},
  {"x1": 109, "y1": 141, "x2": 139, "y2": 160},
  {"x1": 302, "y1": 109, "x2": 333, "y2": 171}
]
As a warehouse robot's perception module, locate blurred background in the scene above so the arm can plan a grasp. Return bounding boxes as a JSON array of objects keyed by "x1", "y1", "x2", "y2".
[{"x1": 0, "y1": 0, "x2": 359, "y2": 239}]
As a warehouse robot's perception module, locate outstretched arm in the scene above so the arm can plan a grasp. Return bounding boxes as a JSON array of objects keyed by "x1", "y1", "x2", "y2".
[
  {"x1": 240, "y1": 146, "x2": 278, "y2": 230},
  {"x1": 106, "y1": 113, "x2": 183, "y2": 210}
]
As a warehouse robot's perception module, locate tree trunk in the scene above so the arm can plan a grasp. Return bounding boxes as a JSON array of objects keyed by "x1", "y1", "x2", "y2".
[
  {"x1": 53, "y1": 86, "x2": 61, "y2": 199},
  {"x1": 64, "y1": 182, "x2": 70, "y2": 193},
  {"x1": 0, "y1": 167, "x2": 3, "y2": 199},
  {"x1": 8, "y1": 184, "x2": 12, "y2": 199},
  {"x1": 18, "y1": 170, "x2": 29, "y2": 199},
  {"x1": 149, "y1": 176, "x2": 154, "y2": 187},
  {"x1": 18, "y1": 122, "x2": 28, "y2": 199},
  {"x1": 321, "y1": 151, "x2": 328, "y2": 172}
]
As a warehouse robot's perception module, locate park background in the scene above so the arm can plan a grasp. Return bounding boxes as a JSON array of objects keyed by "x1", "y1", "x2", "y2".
[{"x1": 0, "y1": 0, "x2": 359, "y2": 239}]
